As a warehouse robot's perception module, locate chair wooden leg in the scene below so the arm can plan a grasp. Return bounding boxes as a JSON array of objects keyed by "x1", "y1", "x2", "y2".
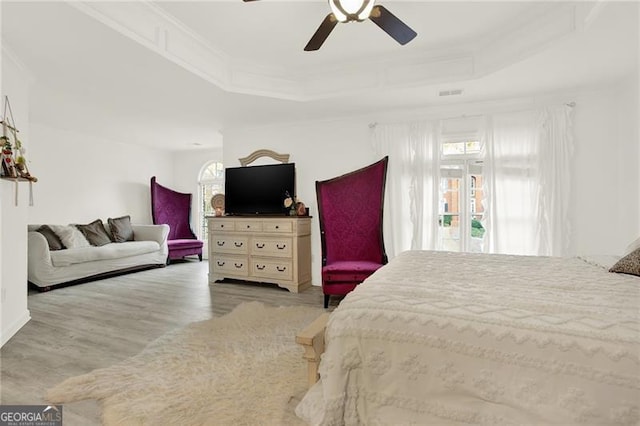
[{"x1": 324, "y1": 294, "x2": 330, "y2": 309}]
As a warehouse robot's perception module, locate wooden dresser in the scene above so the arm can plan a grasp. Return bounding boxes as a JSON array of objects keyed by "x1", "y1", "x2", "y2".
[{"x1": 207, "y1": 216, "x2": 312, "y2": 293}]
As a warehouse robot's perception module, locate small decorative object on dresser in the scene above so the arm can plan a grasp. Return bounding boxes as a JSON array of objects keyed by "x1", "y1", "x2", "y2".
[
  {"x1": 296, "y1": 201, "x2": 307, "y2": 216},
  {"x1": 211, "y1": 193, "x2": 225, "y2": 217}
]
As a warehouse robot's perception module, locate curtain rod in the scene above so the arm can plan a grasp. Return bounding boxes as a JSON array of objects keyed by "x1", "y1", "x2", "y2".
[{"x1": 369, "y1": 102, "x2": 577, "y2": 128}]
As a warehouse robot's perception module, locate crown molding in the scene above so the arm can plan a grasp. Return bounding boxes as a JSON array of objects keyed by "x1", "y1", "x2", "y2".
[
  {"x1": 474, "y1": 3, "x2": 576, "y2": 78},
  {"x1": 68, "y1": 1, "x2": 580, "y2": 102}
]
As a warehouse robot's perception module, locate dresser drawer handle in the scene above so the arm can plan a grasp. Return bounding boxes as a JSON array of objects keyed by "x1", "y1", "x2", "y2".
[
  {"x1": 234, "y1": 242, "x2": 244, "y2": 248},
  {"x1": 256, "y1": 264, "x2": 266, "y2": 270},
  {"x1": 220, "y1": 224, "x2": 225, "y2": 228},
  {"x1": 275, "y1": 225, "x2": 279, "y2": 229},
  {"x1": 216, "y1": 241, "x2": 225, "y2": 246},
  {"x1": 276, "y1": 244, "x2": 286, "y2": 250},
  {"x1": 234, "y1": 263, "x2": 243, "y2": 269},
  {"x1": 256, "y1": 243, "x2": 265, "y2": 249},
  {"x1": 246, "y1": 225, "x2": 251, "y2": 229},
  {"x1": 216, "y1": 261, "x2": 225, "y2": 266},
  {"x1": 276, "y1": 266, "x2": 287, "y2": 272}
]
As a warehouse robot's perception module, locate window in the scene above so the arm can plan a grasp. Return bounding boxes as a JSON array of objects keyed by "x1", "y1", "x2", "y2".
[
  {"x1": 438, "y1": 138, "x2": 485, "y2": 253},
  {"x1": 470, "y1": 176, "x2": 477, "y2": 197},
  {"x1": 441, "y1": 140, "x2": 482, "y2": 156},
  {"x1": 198, "y1": 161, "x2": 224, "y2": 243}
]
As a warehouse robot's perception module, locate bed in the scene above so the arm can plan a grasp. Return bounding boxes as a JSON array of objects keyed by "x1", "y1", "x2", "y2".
[{"x1": 295, "y1": 250, "x2": 640, "y2": 425}]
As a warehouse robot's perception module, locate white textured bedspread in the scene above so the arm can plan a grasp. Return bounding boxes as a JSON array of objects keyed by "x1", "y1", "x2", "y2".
[{"x1": 296, "y1": 251, "x2": 640, "y2": 425}]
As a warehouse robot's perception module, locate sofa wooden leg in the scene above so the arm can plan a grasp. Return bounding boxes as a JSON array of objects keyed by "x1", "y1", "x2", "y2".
[
  {"x1": 323, "y1": 294, "x2": 330, "y2": 309},
  {"x1": 198, "y1": 254, "x2": 202, "y2": 261}
]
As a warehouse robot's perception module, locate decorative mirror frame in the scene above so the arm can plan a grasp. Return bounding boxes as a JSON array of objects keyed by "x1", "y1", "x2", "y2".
[{"x1": 239, "y1": 149, "x2": 290, "y2": 166}]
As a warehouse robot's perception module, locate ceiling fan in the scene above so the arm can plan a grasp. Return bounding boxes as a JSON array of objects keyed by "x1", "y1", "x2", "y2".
[{"x1": 243, "y1": 0, "x2": 417, "y2": 51}]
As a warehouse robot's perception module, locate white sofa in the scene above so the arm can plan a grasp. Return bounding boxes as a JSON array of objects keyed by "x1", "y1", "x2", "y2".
[{"x1": 28, "y1": 224, "x2": 169, "y2": 290}]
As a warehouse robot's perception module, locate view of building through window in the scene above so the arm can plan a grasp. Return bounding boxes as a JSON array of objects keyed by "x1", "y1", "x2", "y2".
[
  {"x1": 198, "y1": 161, "x2": 224, "y2": 243},
  {"x1": 441, "y1": 140, "x2": 482, "y2": 156}
]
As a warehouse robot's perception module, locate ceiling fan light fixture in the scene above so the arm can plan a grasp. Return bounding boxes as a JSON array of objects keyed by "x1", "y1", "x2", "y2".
[{"x1": 329, "y1": 0, "x2": 375, "y2": 23}]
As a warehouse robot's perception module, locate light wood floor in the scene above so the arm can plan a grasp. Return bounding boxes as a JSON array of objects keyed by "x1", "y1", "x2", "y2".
[{"x1": 0, "y1": 261, "x2": 333, "y2": 425}]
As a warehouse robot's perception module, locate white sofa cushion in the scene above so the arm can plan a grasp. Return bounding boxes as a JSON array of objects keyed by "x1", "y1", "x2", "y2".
[{"x1": 50, "y1": 241, "x2": 160, "y2": 267}]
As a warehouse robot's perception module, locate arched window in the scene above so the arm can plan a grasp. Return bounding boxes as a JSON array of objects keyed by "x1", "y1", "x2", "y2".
[{"x1": 198, "y1": 161, "x2": 224, "y2": 242}]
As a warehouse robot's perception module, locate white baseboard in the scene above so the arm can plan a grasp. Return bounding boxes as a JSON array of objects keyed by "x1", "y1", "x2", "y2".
[{"x1": 1, "y1": 310, "x2": 31, "y2": 348}]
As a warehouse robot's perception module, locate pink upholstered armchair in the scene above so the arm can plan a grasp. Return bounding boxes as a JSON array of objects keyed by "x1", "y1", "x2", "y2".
[
  {"x1": 316, "y1": 157, "x2": 388, "y2": 308},
  {"x1": 150, "y1": 177, "x2": 203, "y2": 264}
]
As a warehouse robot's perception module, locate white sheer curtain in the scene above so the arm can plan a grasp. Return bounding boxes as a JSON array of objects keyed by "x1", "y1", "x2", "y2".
[
  {"x1": 536, "y1": 105, "x2": 574, "y2": 256},
  {"x1": 372, "y1": 105, "x2": 573, "y2": 258},
  {"x1": 483, "y1": 105, "x2": 574, "y2": 256},
  {"x1": 372, "y1": 121, "x2": 439, "y2": 258},
  {"x1": 483, "y1": 111, "x2": 539, "y2": 255}
]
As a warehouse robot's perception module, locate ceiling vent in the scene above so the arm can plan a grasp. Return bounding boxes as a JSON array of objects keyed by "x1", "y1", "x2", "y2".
[{"x1": 438, "y1": 89, "x2": 463, "y2": 97}]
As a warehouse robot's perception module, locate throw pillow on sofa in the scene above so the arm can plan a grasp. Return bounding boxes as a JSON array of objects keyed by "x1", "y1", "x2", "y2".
[
  {"x1": 49, "y1": 225, "x2": 91, "y2": 249},
  {"x1": 76, "y1": 219, "x2": 112, "y2": 247},
  {"x1": 36, "y1": 225, "x2": 66, "y2": 251},
  {"x1": 108, "y1": 215, "x2": 134, "y2": 243}
]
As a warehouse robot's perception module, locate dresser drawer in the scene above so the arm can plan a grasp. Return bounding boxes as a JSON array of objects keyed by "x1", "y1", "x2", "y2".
[
  {"x1": 236, "y1": 221, "x2": 263, "y2": 232},
  {"x1": 212, "y1": 255, "x2": 249, "y2": 276},
  {"x1": 210, "y1": 235, "x2": 249, "y2": 254},
  {"x1": 209, "y1": 220, "x2": 235, "y2": 232},
  {"x1": 251, "y1": 237, "x2": 292, "y2": 257},
  {"x1": 251, "y1": 259, "x2": 293, "y2": 280},
  {"x1": 262, "y1": 220, "x2": 292, "y2": 233}
]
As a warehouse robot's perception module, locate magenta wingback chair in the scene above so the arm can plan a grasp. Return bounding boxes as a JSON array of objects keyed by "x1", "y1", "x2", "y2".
[
  {"x1": 316, "y1": 157, "x2": 388, "y2": 308},
  {"x1": 150, "y1": 177, "x2": 203, "y2": 264}
]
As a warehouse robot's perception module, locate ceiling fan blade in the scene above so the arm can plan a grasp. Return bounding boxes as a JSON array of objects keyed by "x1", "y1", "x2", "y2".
[
  {"x1": 304, "y1": 14, "x2": 338, "y2": 51},
  {"x1": 369, "y1": 5, "x2": 417, "y2": 46}
]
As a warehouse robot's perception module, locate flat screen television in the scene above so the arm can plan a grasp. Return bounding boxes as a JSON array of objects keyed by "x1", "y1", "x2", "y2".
[{"x1": 224, "y1": 163, "x2": 295, "y2": 216}]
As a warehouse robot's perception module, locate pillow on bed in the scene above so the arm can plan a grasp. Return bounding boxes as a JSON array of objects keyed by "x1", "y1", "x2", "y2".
[
  {"x1": 609, "y1": 247, "x2": 640, "y2": 277},
  {"x1": 35, "y1": 225, "x2": 65, "y2": 251},
  {"x1": 108, "y1": 215, "x2": 134, "y2": 243},
  {"x1": 75, "y1": 219, "x2": 112, "y2": 247},
  {"x1": 49, "y1": 225, "x2": 91, "y2": 249}
]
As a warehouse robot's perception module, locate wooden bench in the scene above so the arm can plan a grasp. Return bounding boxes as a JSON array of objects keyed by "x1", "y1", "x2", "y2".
[{"x1": 295, "y1": 312, "x2": 330, "y2": 388}]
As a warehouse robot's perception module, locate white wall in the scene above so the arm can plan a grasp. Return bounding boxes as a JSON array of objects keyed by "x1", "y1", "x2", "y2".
[
  {"x1": 0, "y1": 181, "x2": 29, "y2": 347},
  {"x1": 172, "y1": 148, "x2": 223, "y2": 194},
  {"x1": 27, "y1": 123, "x2": 174, "y2": 225},
  {"x1": 172, "y1": 147, "x2": 223, "y2": 256},
  {"x1": 572, "y1": 77, "x2": 640, "y2": 255},
  {"x1": 1, "y1": 48, "x2": 31, "y2": 346},
  {"x1": 224, "y1": 82, "x2": 640, "y2": 286}
]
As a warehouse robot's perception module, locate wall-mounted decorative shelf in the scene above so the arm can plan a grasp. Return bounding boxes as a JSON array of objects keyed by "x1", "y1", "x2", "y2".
[
  {"x1": 0, "y1": 96, "x2": 37, "y2": 205},
  {"x1": 1, "y1": 177, "x2": 36, "y2": 182}
]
